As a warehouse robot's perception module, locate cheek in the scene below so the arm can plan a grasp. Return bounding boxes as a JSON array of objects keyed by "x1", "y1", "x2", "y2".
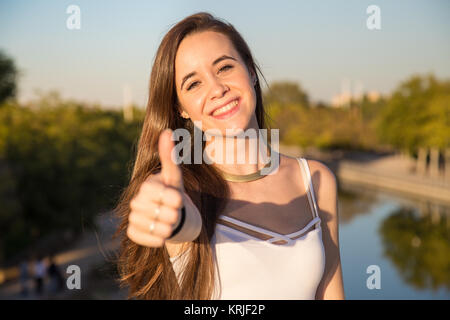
[
  {"x1": 182, "y1": 95, "x2": 205, "y2": 119},
  {"x1": 236, "y1": 76, "x2": 256, "y2": 108},
  {"x1": 237, "y1": 72, "x2": 255, "y2": 97},
  {"x1": 227, "y1": 74, "x2": 253, "y2": 99}
]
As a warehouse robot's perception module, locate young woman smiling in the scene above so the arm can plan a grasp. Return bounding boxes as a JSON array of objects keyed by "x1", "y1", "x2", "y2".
[{"x1": 114, "y1": 12, "x2": 345, "y2": 300}]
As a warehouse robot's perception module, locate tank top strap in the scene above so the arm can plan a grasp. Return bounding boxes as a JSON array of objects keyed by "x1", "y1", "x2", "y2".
[
  {"x1": 218, "y1": 215, "x2": 295, "y2": 243},
  {"x1": 297, "y1": 158, "x2": 321, "y2": 229}
]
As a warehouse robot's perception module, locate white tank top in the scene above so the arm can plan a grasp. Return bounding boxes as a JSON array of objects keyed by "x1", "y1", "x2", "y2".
[{"x1": 169, "y1": 157, "x2": 325, "y2": 299}]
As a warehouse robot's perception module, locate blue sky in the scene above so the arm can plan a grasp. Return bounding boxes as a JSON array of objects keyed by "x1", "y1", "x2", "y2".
[{"x1": 1, "y1": 0, "x2": 449, "y2": 107}]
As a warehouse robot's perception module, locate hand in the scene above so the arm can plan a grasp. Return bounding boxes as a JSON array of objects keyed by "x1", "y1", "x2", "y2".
[{"x1": 127, "y1": 129, "x2": 185, "y2": 247}]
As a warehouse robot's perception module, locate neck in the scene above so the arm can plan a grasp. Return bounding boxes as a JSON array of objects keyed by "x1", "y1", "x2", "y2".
[{"x1": 204, "y1": 119, "x2": 272, "y2": 176}]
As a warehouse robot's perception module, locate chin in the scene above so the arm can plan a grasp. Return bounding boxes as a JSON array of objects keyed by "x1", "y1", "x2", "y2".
[
  {"x1": 218, "y1": 119, "x2": 253, "y2": 137},
  {"x1": 204, "y1": 106, "x2": 255, "y2": 136}
]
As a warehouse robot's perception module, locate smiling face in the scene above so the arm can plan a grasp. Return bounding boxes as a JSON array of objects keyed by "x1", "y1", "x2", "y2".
[{"x1": 175, "y1": 31, "x2": 258, "y2": 135}]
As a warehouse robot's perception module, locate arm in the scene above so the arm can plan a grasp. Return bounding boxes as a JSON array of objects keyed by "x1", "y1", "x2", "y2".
[{"x1": 308, "y1": 160, "x2": 345, "y2": 300}]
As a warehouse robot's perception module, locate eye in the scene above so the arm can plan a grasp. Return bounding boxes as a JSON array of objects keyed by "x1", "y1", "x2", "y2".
[
  {"x1": 219, "y1": 64, "x2": 233, "y2": 73},
  {"x1": 187, "y1": 81, "x2": 199, "y2": 91}
]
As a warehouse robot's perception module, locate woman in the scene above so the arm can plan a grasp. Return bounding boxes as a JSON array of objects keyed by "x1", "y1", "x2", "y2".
[{"x1": 114, "y1": 12, "x2": 344, "y2": 300}]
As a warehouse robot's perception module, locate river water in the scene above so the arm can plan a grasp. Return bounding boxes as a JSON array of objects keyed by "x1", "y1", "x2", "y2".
[{"x1": 338, "y1": 182, "x2": 450, "y2": 299}]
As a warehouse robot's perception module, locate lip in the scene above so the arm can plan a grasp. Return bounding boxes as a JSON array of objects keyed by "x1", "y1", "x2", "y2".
[
  {"x1": 210, "y1": 98, "x2": 241, "y2": 120},
  {"x1": 209, "y1": 97, "x2": 241, "y2": 116}
]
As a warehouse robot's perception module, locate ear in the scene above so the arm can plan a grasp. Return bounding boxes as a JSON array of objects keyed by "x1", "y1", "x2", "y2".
[
  {"x1": 250, "y1": 69, "x2": 257, "y2": 85},
  {"x1": 180, "y1": 110, "x2": 190, "y2": 119},
  {"x1": 177, "y1": 104, "x2": 190, "y2": 119}
]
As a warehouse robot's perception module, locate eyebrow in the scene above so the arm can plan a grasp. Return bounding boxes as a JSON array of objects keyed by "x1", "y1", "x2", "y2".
[{"x1": 180, "y1": 55, "x2": 237, "y2": 90}]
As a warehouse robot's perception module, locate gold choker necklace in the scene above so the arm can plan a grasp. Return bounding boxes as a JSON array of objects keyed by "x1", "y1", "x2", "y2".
[
  {"x1": 219, "y1": 150, "x2": 278, "y2": 182},
  {"x1": 219, "y1": 158, "x2": 275, "y2": 182},
  {"x1": 217, "y1": 144, "x2": 276, "y2": 182}
]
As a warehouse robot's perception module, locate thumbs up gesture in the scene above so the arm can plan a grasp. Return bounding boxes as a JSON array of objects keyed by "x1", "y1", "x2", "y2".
[
  {"x1": 158, "y1": 129, "x2": 184, "y2": 192},
  {"x1": 127, "y1": 129, "x2": 187, "y2": 247}
]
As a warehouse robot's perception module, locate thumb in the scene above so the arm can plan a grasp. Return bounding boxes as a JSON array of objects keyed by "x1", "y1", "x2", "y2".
[{"x1": 158, "y1": 129, "x2": 183, "y2": 191}]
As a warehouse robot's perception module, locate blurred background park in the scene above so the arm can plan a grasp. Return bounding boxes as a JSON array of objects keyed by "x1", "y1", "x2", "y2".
[{"x1": 0, "y1": 0, "x2": 449, "y2": 299}]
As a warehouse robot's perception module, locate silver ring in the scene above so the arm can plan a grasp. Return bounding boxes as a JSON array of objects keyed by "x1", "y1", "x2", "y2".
[
  {"x1": 158, "y1": 187, "x2": 165, "y2": 205},
  {"x1": 149, "y1": 221, "x2": 156, "y2": 234},
  {"x1": 154, "y1": 204, "x2": 161, "y2": 221}
]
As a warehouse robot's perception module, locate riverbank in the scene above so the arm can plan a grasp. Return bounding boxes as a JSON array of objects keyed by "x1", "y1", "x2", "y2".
[{"x1": 279, "y1": 145, "x2": 450, "y2": 206}]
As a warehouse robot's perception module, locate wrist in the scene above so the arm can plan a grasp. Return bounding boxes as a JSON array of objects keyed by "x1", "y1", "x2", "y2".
[
  {"x1": 168, "y1": 206, "x2": 185, "y2": 239},
  {"x1": 166, "y1": 192, "x2": 202, "y2": 243}
]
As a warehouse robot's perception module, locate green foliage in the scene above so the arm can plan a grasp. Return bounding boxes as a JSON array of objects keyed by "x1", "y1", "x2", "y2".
[
  {"x1": 263, "y1": 81, "x2": 309, "y2": 108},
  {"x1": 265, "y1": 74, "x2": 449, "y2": 152},
  {"x1": 0, "y1": 94, "x2": 143, "y2": 262},
  {"x1": 266, "y1": 99, "x2": 382, "y2": 151},
  {"x1": 374, "y1": 74, "x2": 450, "y2": 152},
  {"x1": 359, "y1": 94, "x2": 387, "y2": 123},
  {"x1": 379, "y1": 208, "x2": 450, "y2": 290},
  {"x1": 0, "y1": 50, "x2": 17, "y2": 105}
]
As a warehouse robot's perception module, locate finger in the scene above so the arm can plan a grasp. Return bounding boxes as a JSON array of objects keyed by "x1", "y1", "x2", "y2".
[
  {"x1": 130, "y1": 202, "x2": 179, "y2": 225},
  {"x1": 129, "y1": 212, "x2": 173, "y2": 238},
  {"x1": 127, "y1": 225, "x2": 165, "y2": 247},
  {"x1": 137, "y1": 181, "x2": 183, "y2": 209},
  {"x1": 158, "y1": 129, "x2": 183, "y2": 190}
]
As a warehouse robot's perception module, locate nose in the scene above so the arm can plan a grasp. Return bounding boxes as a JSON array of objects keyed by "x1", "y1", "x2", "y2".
[{"x1": 209, "y1": 76, "x2": 229, "y2": 100}]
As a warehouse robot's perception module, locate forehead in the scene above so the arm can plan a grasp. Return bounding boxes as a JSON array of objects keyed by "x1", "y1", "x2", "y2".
[{"x1": 175, "y1": 31, "x2": 239, "y2": 77}]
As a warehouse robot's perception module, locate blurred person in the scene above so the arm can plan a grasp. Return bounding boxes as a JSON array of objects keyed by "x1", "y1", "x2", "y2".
[
  {"x1": 47, "y1": 255, "x2": 64, "y2": 294},
  {"x1": 33, "y1": 255, "x2": 46, "y2": 296},
  {"x1": 18, "y1": 258, "x2": 30, "y2": 297},
  {"x1": 115, "y1": 12, "x2": 344, "y2": 300}
]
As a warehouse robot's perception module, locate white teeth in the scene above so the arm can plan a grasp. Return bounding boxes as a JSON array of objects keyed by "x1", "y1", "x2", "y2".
[{"x1": 212, "y1": 99, "x2": 238, "y2": 116}]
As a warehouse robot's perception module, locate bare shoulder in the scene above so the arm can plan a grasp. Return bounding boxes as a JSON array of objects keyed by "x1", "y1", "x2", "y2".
[
  {"x1": 278, "y1": 154, "x2": 337, "y2": 200},
  {"x1": 305, "y1": 159, "x2": 337, "y2": 188},
  {"x1": 304, "y1": 159, "x2": 338, "y2": 221}
]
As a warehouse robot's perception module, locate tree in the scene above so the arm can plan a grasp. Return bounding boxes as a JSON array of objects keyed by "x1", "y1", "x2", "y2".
[
  {"x1": 0, "y1": 94, "x2": 144, "y2": 261},
  {"x1": 374, "y1": 74, "x2": 449, "y2": 153},
  {"x1": 422, "y1": 92, "x2": 450, "y2": 149},
  {"x1": 265, "y1": 81, "x2": 381, "y2": 151},
  {"x1": 263, "y1": 81, "x2": 309, "y2": 108},
  {"x1": 0, "y1": 50, "x2": 17, "y2": 105}
]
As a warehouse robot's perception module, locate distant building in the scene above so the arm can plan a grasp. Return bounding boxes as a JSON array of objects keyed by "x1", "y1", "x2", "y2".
[
  {"x1": 331, "y1": 92, "x2": 352, "y2": 108},
  {"x1": 331, "y1": 90, "x2": 380, "y2": 107},
  {"x1": 366, "y1": 91, "x2": 380, "y2": 103}
]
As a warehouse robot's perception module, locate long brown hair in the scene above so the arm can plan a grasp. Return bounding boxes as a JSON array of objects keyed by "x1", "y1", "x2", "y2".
[{"x1": 114, "y1": 12, "x2": 270, "y2": 299}]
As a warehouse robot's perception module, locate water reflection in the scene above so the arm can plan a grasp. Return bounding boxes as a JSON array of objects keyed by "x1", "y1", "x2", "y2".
[
  {"x1": 379, "y1": 204, "x2": 450, "y2": 291},
  {"x1": 337, "y1": 183, "x2": 379, "y2": 224},
  {"x1": 338, "y1": 182, "x2": 450, "y2": 299}
]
